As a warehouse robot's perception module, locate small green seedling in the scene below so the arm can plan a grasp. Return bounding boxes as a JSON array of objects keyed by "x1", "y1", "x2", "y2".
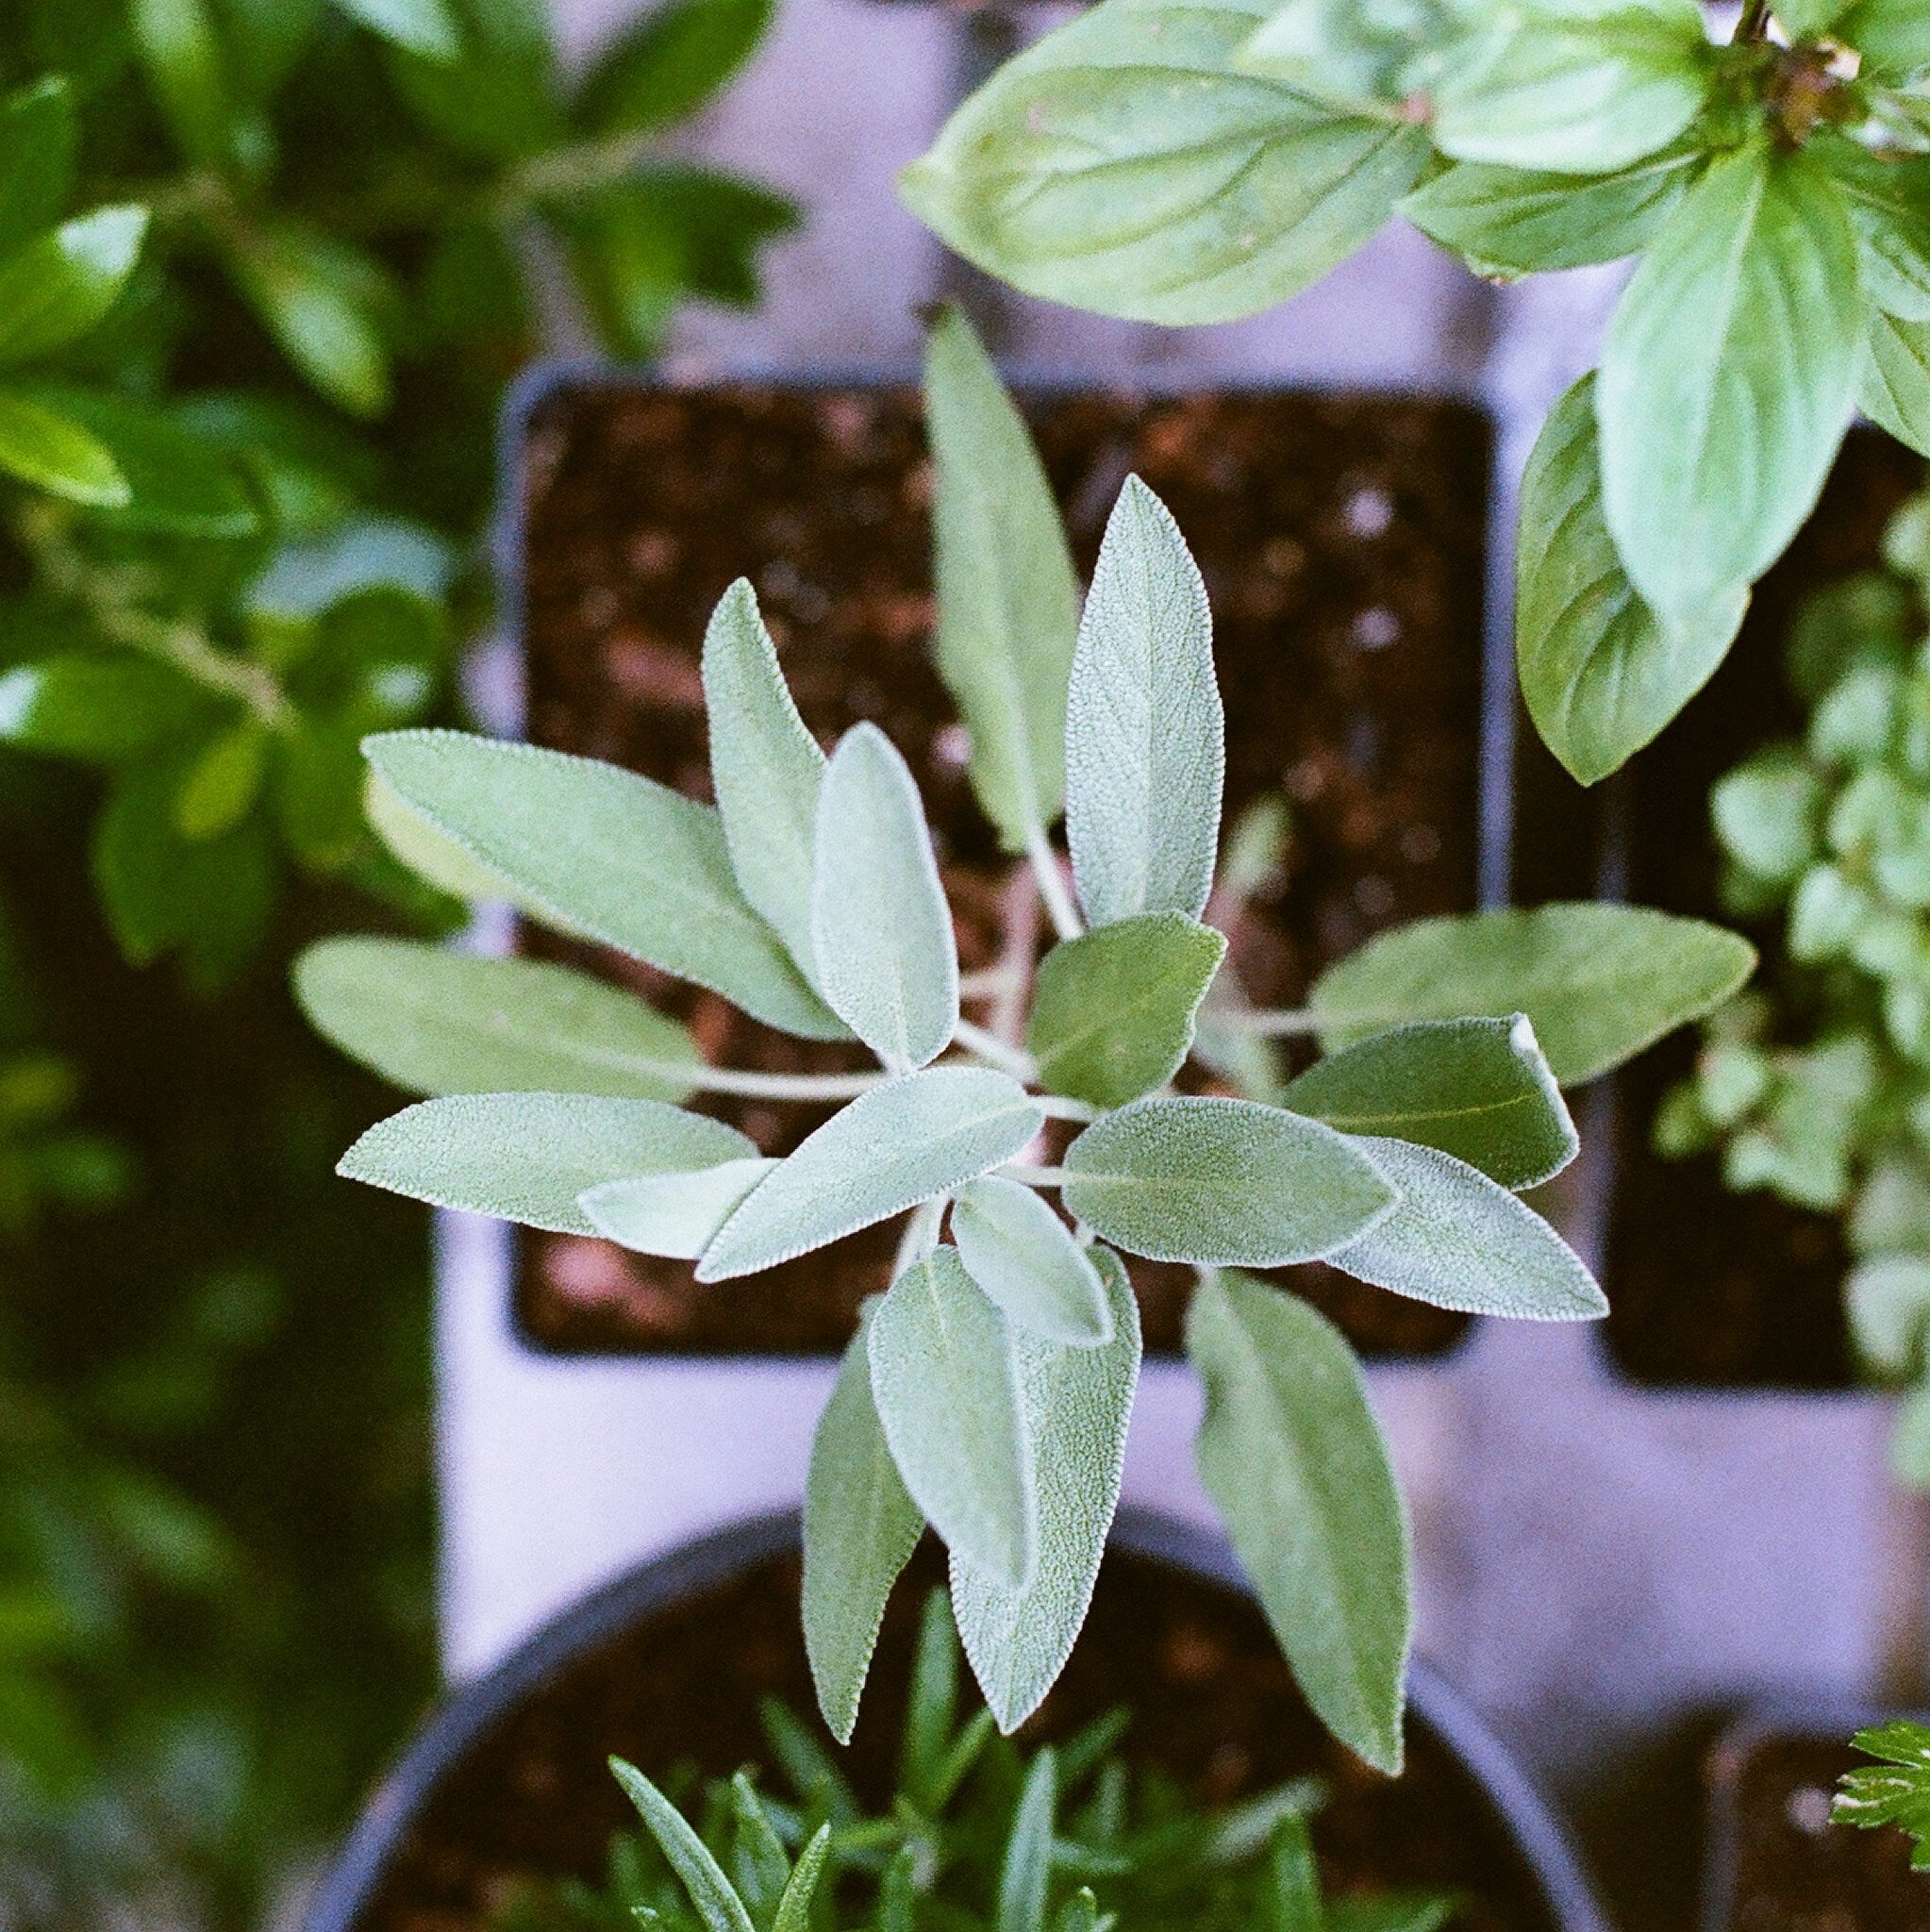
[
  {"x1": 492, "y1": 1588, "x2": 1462, "y2": 1932},
  {"x1": 903, "y1": 0, "x2": 1930, "y2": 783},
  {"x1": 302, "y1": 308, "x2": 1752, "y2": 1773},
  {"x1": 1837, "y1": 1719, "x2": 1930, "y2": 1873}
]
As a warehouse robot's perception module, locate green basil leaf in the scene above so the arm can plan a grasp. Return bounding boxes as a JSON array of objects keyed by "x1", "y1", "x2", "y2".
[
  {"x1": 697, "y1": 1068, "x2": 1043, "y2": 1281},
  {"x1": 950, "y1": 1175, "x2": 1114, "y2": 1345},
  {"x1": 389, "y1": 0, "x2": 566, "y2": 159},
  {"x1": 0, "y1": 652, "x2": 204, "y2": 761},
  {"x1": 579, "y1": 1158, "x2": 775, "y2": 1258},
  {"x1": 1282, "y1": 1015, "x2": 1576, "y2": 1191},
  {"x1": 225, "y1": 223, "x2": 392, "y2": 418},
  {"x1": 1401, "y1": 149, "x2": 1694, "y2": 279},
  {"x1": 574, "y1": 0, "x2": 771, "y2": 136},
  {"x1": 1066, "y1": 478, "x2": 1223, "y2": 928},
  {"x1": 0, "y1": 79, "x2": 77, "y2": 258},
  {"x1": 293, "y1": 936, "x2": 703, "y2": 1100},
  {"x1": 1864, "y1": 308, "x2": 1930, "y2": 458},
  {"x1": 1307, "y1": 904, "x2": 1757, "y2": 1085},
  {"x1": 1328, "y1": 1136, "x2": 1606, "y2": 1319},
  {"x1": 996, "y1": 1751, "x2": 1057, "y2": 1932},
  {"x1": 1598, "y1": 142, "x2": 1864, "y2": 621},
  {"x1": 610, "y1": 1760, "x2": 757, "y2": 1932},
  {"x1": 0, "y1": 389, "x2": 125, "y2": 506},
  {"x1": 363, "y1": 730, "x2": 843, "y2": 1040},
  {"x1": 702, "y1": 577, "x2": 824, "y2": 976},
  {"x1": 811, "y1": 723, "x2": 958, "y2": 1069},
  {"x1": 1027, "y1": 912, "x2": 1225, "y2": 1108},
  {"x1": 868, "y1": 1246, "x2": 1036, "y2": 1590},
  {"x1": 1831, "y1": 145, "x2": 1930, "y2": 322},
  {"x1": 804, "y1": 1315, "x2": 924, "y2": 1744},
  {"x1": 900, "y1": 0, "x2": 1428, "y2": 325},
  {"x1": 1841, "y1": 0, "x2": 1930, "y2": 82},
  {"x1": 952, "y1": 1249, "x2": 1140, "y2": 1729},
  {"x1": 1235, "y1": 0, "x2": 1423, "y2": 110},
  {"x1": 334, "y1": 0, "x2": 458, "y2": 58},
  {"x1": 1188, "y1": 1270, "x2": 1408, "y2": 1774},
  {"x1": 1061, "y1": 1095, "x2": 1396, "y2": 1267},
  {"x1": 0, "y1": 206, "x2": 146, "y2": 366},
  {"x1": 1429, "y1": 5, "x2": 1709, "y2": 175},
  {"x1": 337, "y1": 1091, "x2": 757, "y2": 1234},
  {"x1": 1516, "y1": 374, "x2": 1749, "y2": 783},
  {"x1": 924, "y1": 303, "x2": 1080, "y2": 853}
]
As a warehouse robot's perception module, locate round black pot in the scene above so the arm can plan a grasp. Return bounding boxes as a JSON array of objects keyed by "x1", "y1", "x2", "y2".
[{"x1": 306, "y1": 1508, "x2": 1611, "y2": 1932}]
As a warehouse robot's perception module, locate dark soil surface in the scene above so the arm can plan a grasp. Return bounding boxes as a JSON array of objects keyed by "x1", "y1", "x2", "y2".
[
  {"x1": 361, "y1": 1541, "x2": 1559, "y2": 1932},
  {"x1": 1604, "y1": 433, "x2": 1926, "y2": 1387},
  {"x1": 1710, "y1": 1728, "x2": 1930, "y2": 1931},
  {"x1": 514, "y1": 379, "x2": 1490, "y2": 1358}
]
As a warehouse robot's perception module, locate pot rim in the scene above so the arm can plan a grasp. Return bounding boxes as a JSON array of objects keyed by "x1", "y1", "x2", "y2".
[{"x1": 303, "y1": 1506, "x2": 1610, "y2": 1932}]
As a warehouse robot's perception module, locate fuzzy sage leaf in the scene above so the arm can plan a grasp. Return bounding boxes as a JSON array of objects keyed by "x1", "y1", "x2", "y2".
[
  {"x1": 364, "y1": 731, "x2": 844, "y2": 1040},
  {"x1": 805, "y1": 1314, "x2": 924, "y2": 1744},
  {"x1": 702, "y1": 577, "x2": 825, "y2": 978},
  {"x1": 293, "y1": 937, "x2": 703, "y2": 1101},
  {"x1": 952, "y1": 1249, "x2": 1140, "y2": 1731},
  {"x1": 1026, "y1": 912, "x2": 1225, "y2": 1108},
  {"x1": 578, "y1": 1158, "x2": 776, "y2": 1259},
  {"x1": 951, "y1": 1175, "x2": 1114, "y2": 1346},
  {"x1": 1188, "y1": 1270, "x2": 1409, "y2": 1775},
  {"x1": 812, "y1": 722, "x2": 959, "y2": 1069},
  {"x1": 1066, "y1": 478, "x2": 1223, "y2": 929},
  {"x1": 924, "y1": 304, "x2": 1080, "y2": 854},
  {"x1": 869, "y1": 1246, "x2": 1037, "y2": 1591},
  {"x1": 1061, "y1": 1095, "x2": 1396, "y2": 1267},
  {"x1": 697, "y1": 1068, "x2": 1042, "y2": 1281},
  {"x1": 1307, "y1": 904, "x2": 1756, "y2": 1087},
  {"x1": 338, "y1": 1093, "x2": 757, "y2": 1235},
  {"x1": 1281, "y1": 1014, "x2": 1577, "y2": 1191}
]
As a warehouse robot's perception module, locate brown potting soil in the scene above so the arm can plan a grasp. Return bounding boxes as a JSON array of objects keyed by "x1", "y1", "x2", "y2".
[
  {"x1": 514, "y1": 379, "x2": 1490, "y2": 1358},
  {"x1": 1604, "y1": 432, "x2": 1927, "y2": 1387},
  {"x1": 1712, "y1": 1730, "x2": 1930, "y2": 1932},
  {"x1": 361, "y1": 1543, "x2": 1557, "y2": 1932}
]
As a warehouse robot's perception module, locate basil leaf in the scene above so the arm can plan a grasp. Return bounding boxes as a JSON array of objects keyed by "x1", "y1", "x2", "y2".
[
  {"x1": 869, "y1": 1247, "x2": 1036, "y2": 1590},
  {"x1": 1188, "y1": 1271, "x2": 1408, "y2": 1774},
  {"x1": 0, "y1": 388, "x2": 126, "y2": 506},
  {"x1": 924, "y1": 303, "x2": 1080, "y2": 853},
  {"x1": 578, "y1": 1158, "x2": 775, "y2": 1257},
  {"x1": 702, "y1": 577, "x2": 824, "y2": 976},
  {"x1": 1864, "y1": 308, "x2": 1930, "y2": 458},
  {"x1": 1841, "y1": 0, "x2": 1930, "y2": 83},
  {"x1": 901, "y1": 0, "x2": 1427, "y2": 326},
  {"x1": 1307, "y1": 904, "x2": 1756, "y2": 1086},
  {"x1": 0, "y1": 206, "x2": 146, "y2": 366},
  {"x1": 951, "y1": 1175, "x2": 1114, "y2": 1345},
  {"x1": 1516, "y1": 375, "x2": 1749, "y2": 783},
  {"x1": 1328, "y1": 1137, "x2": 1606, "y2": 1319},
  {"x1": 1832, "y1": 145, "x2": 1930, "y2": 323},
  {"x1": 697, "y1": 1068, "x2": 1043, "y2": 1281},
  {"x1": 338, "y1": 1091, "x2": 757, "y2": 1234},
  {"x1": 1598, "y1": 143, "x2": 1864, "y2": 621},
  {"x1": 1066, "y1": 478, "x2": 1223, "y2": 929},
  {"x1": 1282, "y1": 1015, "x2": 1576, "y2": 1191},
  {"x1": 952, "y1": 1249, "x2": 1140, "y2": 1730},
  {"x1": 811, "y1": 723, "x2": 958, "y2": 1069},
  {"x1": 364, "y1": 730, "x2": 844, "y2": 1041},
  {"x1": 1061, "y1": 1095, "x2": 1396, "y2": 1267},
  {"x1": 804, "y1": 1315, "x2": 924, "y2": 1744},
  {"x1": 1401, "y1": 150, "x2": 1694, "y2": 279},
  {"x1": 1027, "y1": 912, "x2": 1225, "y2": 1108}
]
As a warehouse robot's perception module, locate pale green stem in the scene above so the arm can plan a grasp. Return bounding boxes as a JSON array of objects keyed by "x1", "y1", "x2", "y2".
[
  {"x1": 1023, "y1": 823, "x2": 1083, "y2": 943},
  {"x1": 679, "y1": 1062, "x2": 892, "y2": 1102},
  {"x1": 996, "y1": 1163, "x2": 1073, "y2": 1189},
  {"x1": 958, "y1": 966, "x2": 1021, "y2": 999},
  {"x1": 1209, "y1": 1008, "x2": 1323, "y2": 1039},
  {"x1": 893, "y1": 1196, "x2": 947, "y2": 1278},
  {"x1": 1036, "y1": 1094, "x2": 1101, "y2": 1124},
  {"x1": 953, "y1": 1017, "x2": 1037, "y2": 1082}
]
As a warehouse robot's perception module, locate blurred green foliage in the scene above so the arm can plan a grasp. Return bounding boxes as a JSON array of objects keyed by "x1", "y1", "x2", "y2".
[{"x1": 0, "y1": 0, "x2": 787, "y2": 1922}]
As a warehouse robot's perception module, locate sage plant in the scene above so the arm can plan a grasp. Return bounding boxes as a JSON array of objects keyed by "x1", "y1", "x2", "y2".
[{"x1": 301, "y1": 309, "x2": 1751, "y2": 1773}]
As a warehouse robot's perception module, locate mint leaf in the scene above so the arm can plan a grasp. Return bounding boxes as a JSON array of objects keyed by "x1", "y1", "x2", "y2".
[
  {"x1": 1027, "y1": 912, "x2": 1225, "y2": 1108},
  {"x1": 1061, "y1": 1095, "x2": 1396, "y2": 1267},
  {"x1": 338, "y1": 1091, "x2": 757, "y2": 1234},
  {"x1": 869, "y1": 1246, "x2": 1036, "y2": 1590},
  {"x1": 1066, "y1": 479, "x2": 1223, "y2": 929},
  {"x1": 1598, "y1": 143, "x2": 1864, "y2": 621},
  {"x1": 697, "y1": 1068, "x2": 1043, "y2": 1281},
  {"x1": 1308, "y1": 904, "x2": 1756, "y2": 1085},
  {"x1": 804, "y1": 1316, "x2": 923, "y2": 1743},
  {"x1": 924, "y1": 304, "x2": 1080, "y2": 854},
  {"x1": 1282, "y1": 1014, "x2": 1577, "y2": 1191},
  {"x1": 812, "y1": 723, "x2": 958, "y2": 1069},
  {"x1": 1189, "y1": 1271, "x2": 1409, "y2": 1774},
  {"x1": 950, "y1": 1175, "x2": 1114, "y2": 1345}
]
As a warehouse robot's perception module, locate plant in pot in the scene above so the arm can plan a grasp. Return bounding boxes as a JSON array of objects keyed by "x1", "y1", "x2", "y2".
[
  {"x1": 899, "y1": 0, "x2": 1930, "y2": 786},
  {"x1": 299, "y1": 309, "x2": 1749, "y2": 1775}
]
